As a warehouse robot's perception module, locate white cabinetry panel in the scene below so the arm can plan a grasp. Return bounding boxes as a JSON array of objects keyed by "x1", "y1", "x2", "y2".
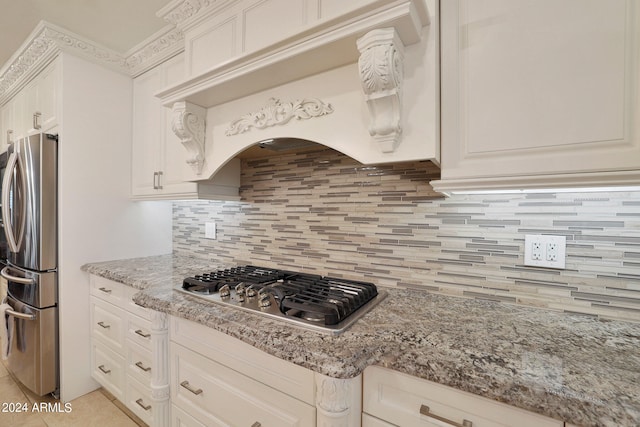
[
  {"x1": 89, "y1": 275, "x2": 168, "y2": 426},
  {"x1": 363, "y1": 366, "x2": 562, "y2": 427},
  {"x1": 433, "y1": 0, "x2": 640, "y2": 192},
  {"x1": 171, "y1": 343, "x2": 316, "y2": 427},
  {"x1": 132, "y1": 52, "x2": 199, "y2": 197}
]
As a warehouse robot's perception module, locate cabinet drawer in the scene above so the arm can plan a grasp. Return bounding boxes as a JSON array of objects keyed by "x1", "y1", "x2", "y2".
[
  {"x1": 90, "y1": 297, "x2": 126, "y2": 354},
  {"x1": 90, "y1": 275, "x2": 126, "y2": 305},
  {"x1": 126, "y1": 340, "x2": 152, "y2": 386},
  {"x1": 124, "y1": 286, "x2": 151, "y2": 320},
  {"x1": 172, "y1": 404, "x2": 207, "y2": 427},
  {"x1": 362, "y1": 413, "x2": 394, "y2": 427},
  {"x1": 171, "y1": 343, "x2": 316, "y2": 427},
  {"x1": 91, "y1": 341, "x2": 125, "y2": 401},
  {"x1": 125, "y1": 377, "x2": 154, "y2": 426},
  {"x1": 170, "y1": 316, "x2": 314, "y2": 405},
  {"x1": 363, "y1": 366, "x2": 563, "y2": 427},
  {"x1": 126, "y1": 313, "x2": 152, "y2": 351}
]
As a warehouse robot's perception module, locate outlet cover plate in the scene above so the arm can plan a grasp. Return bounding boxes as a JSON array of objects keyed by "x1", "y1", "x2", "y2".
[
  {"x1": 205, "y1": 222, "x2": 216, "y2": 239},
  {"x1": 524, "y1": 235, "x2": 566, "y2": 269}
]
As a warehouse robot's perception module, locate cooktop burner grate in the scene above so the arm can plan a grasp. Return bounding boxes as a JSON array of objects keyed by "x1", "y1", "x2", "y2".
[{"x1": 178, "y1": 265, "x2": 386, "y2": 334}]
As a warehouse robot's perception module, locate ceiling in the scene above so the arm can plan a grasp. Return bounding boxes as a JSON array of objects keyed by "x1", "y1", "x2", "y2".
[{"x1": 0, "y1": 0, "x2": 172, "y2": 68}]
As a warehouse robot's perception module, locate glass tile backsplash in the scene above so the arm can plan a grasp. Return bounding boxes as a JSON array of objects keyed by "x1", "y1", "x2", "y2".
[{"x1": 173, "y1": 147, "x2": 640, "y2": 322}]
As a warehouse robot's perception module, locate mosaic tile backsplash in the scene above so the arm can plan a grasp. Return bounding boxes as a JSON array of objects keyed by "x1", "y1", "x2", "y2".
[{"x1": 173, "y1": 147, "x2": 640, "y2": 322}]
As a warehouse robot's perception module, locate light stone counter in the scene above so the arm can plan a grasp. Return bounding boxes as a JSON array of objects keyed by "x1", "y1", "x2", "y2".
[{"x1": 83, "y1": 254, "x2": 640, "y2": 427}]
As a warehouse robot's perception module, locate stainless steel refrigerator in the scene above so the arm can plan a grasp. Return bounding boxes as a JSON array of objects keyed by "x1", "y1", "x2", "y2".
[{"x1": 1, "y1": 132, "x2": 58, "y2": 396}]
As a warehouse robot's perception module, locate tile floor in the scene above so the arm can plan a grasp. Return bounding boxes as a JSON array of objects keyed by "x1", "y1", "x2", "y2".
[{"x1": 0, "y1": 359, "x2": 146, "y2": 427}]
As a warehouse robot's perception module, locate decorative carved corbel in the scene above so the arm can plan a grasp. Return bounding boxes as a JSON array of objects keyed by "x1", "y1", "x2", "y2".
[
  {"x1": 357, "y1": 28, "x2": 405, "y2": 153},
  {"x1": 171, "y1": 101, "x2": 207, "y2": 175}
]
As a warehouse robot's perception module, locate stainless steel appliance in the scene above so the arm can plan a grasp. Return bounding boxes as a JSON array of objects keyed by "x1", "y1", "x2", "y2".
[
  {"x1": 179, "y1": 265, "x2": 386, "y2": 335},
  {"x1": 1, "y1": 133, "x2": 58, "y2": 396}
]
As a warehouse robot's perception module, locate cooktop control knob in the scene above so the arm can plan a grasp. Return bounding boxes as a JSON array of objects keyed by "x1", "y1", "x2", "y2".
[
  {"x1": 246, "y1": 285, "x2": 257, "y2": 297},
  {"x1": 235, "y1": 283, "x2": 246, "y2": 296},
  {"x1": 258, "y1": 294, "x2": 271, "y2": 308},
  {"x1": 219, "y1": 284, "x2": 230, "y2": 299}
]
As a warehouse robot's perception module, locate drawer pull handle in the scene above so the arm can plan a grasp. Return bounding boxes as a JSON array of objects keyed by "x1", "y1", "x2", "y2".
[
  {"x1": 98, "y1": 365, "x2": 111, "y2": 374},
  {"x1": 135, "y1": 361, "x2": 151, "y2": 372},
  {"x1": 33, "y1": 112, "x2": 42, "y2": 130},
  {"x1": 135, "y1": 398, "x2": 151, "y2": 411},
  {"x1": 420, "y1": 405, "x2": 473, "y2": 427},
  {"x1": 251, "y1": 423, "x2": 261, "y2": 427},
  {"x1": 97, "y1": 321, "x2": 110, "y2": 329},
  {"x1": 98, "y1": 287, "x2": 112, "y2": 294},
  {"x1": 135, "y1": 329, "x2": 151, "y2": 338},
  {"x1": 180, "y1": 380, "x2": 203, "y2": 395}
]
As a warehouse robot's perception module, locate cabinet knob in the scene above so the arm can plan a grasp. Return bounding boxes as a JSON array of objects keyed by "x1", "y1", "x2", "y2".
[
  {"x1": 98, "y1": 365, "x2": 111, "y2": 374},
  {"x1": 97, "y1": 321, "x2": 110, "y2": 329},
  {"x1": 251, "y1": 422, "x2": 262, "y2": 427},
  {"x1": 98, "y1": 287, "x2": 112, "y2": 294}
]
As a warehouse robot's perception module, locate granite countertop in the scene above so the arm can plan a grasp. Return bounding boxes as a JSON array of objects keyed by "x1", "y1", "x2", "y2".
[{"x1": 83, "y1": 254, "x2": 640, "y2": 427}]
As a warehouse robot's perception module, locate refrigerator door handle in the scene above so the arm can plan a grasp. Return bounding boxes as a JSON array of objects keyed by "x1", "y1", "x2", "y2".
[
  {"x1": 0, "y1": 266, "x2": 35, "y2": 285},
  {"x1": 2, "y1": 150, "x2": 27, "y2": 253},
  {"x1": 4, "y1": 307, "x2": 36, "y2": 321}
]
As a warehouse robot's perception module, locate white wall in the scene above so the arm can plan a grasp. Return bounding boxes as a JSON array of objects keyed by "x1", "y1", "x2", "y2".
[{"x1": 58, "y1": 52, "x2": 172, "y2": 402}]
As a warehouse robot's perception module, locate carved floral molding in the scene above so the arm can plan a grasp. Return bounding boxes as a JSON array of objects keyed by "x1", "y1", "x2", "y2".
[
  {"x1": 172, "y1": 101, "x2": 207, "y2": 174},
  {"x1": 225, "y1": 97, "x2": 333, "y2": 136},
  {"x1": 125, "y1": 26, "x2": 185, "y2": 77},
  {"x1": 357, "y1": 27, "x2": 405, "y2": 153},
  {"x1": 158, "y1": 0, "x2": 235, "y2": 28}
]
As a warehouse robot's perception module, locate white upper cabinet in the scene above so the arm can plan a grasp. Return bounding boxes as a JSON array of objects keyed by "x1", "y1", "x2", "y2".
[
  {"x1": 431, "y1": 0, "x2": 640, "y2": 193},
  {"x1": 131, "y1": 52, "x2": 240, "y2": 200},
  {"x1": 0, "y1": 60, "x2": 59, "y2": 147},
  {"x1": 156, "y1": 0, "x2": 437, "y2": 183}
]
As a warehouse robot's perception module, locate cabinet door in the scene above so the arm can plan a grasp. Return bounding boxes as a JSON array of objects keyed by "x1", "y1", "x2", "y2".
[
  {"x1": 363, "y1": 366, "x2": 562, "y2": 427},
  {"x1": 132, "y1": 67, "x2": 163, "y2": 196},
  {"x1": 0, "y1": 101, "x2": 13, "y2": 151},
  {"x1": 37, "y1": 60, "x2": 59, "y2": 132},
  {"x1": 437, "y1": 0, "x2": 640, "y2": 191},
  {"x1": 10, "y1": 90, "x2": 26, "y2": 141},
  {"x1": 158, "y1": 53, "x2": 197, "y2": 195}
]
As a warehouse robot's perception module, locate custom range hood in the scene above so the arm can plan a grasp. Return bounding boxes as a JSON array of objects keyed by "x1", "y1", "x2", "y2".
[{"x1": 157, "y1": 0, "x2": 440, "y2": 185}]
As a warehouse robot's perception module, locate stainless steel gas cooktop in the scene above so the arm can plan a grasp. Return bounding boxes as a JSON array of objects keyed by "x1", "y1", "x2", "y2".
[{"x1": 176, "y1": 265, "x2": 386, "y2": 335}]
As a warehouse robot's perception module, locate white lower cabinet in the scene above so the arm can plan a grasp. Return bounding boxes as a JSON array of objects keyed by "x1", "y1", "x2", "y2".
[
  {"x1": 169, "y1": 316, "x2": 316, "y2": 427},
  {"x1": 171, "y1": 404, "x2": 207, "y2": 427},
  {"x1": 171, "y1": 344, "x2": 315, "y2": 427},
  {"x1": 89, "y1": 275, "x2": 163, "y2": 426},
  {"x1": 363, "y1": 366, "x2": 563, "y2": 427}
]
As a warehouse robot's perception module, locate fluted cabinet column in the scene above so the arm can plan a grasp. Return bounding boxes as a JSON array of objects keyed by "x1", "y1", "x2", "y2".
[
  {"x1": 150, "y1": 311, "x2": 170, "y2": 427},
  {"x1": 314, "y1": 372, "x2": 362, "y2": 427}
]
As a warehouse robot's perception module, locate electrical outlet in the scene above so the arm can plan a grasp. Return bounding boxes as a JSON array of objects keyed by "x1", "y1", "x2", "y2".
[
  {"x1": 205, "y1": 222, "x2": 216, "y2": 240},
  {"x1": 547, "y1": 242, "x2": 558, "y2": 261},
  {"x1": 524, "y1": 235, "x2": 566, "y2": 269},
  {"x1": 531, "y1": 242, "x2": 543, "y2": 260}
]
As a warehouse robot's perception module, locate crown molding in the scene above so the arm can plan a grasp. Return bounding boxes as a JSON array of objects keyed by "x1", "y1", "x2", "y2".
[
  {"x1": 125, "y1": 25, "x2": 185, "y2": 77},
  {"x1": 0, "y1": 20, "x2": 186, "y2": 104},
  {"x1": 157, "y1": 0, "x2": 235, "y2": 31},
  {"x1": 0, "y1": 21, "x2": 128, "y2": 103}
]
